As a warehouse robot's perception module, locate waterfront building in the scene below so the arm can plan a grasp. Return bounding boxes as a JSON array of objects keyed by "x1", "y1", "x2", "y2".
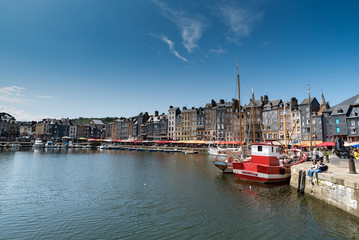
[
  {"x1": 175, "y1": 111, "x2": 182, "y2": 141},
  {"x1": 19, "y1": 121, "x2": 36, "y2": 137},
  {"x1": 90, "y1": 119, "x2": 105, "y2": 130},
  {"x1": 114, "y1": 118, "x2": 130, "y2": 140},
  {"x1": 137, "y1": 112, "x2": 149, "y2": 140},
  {"x1": 0, "y1": 112, "x2": 18, "y2": 139},
  {"x1": 216, "y1": 99, "x2": 226, "y2": 141},
  {"x1": 288, "y1": 97, "x2": 301, "y2": 141},
  {"x1": 196, "y1": 107, "x2": 204, "y2": 140},
  {"x1": 188, "y1": 107, "x2": 197, "y2": 140},
  {"x1": 35, "y1": 118, "x2": 53, "y2": 138},
  {"x1": 322, "y1": 94, "x2": 359, "y2": 142},
  {"x1": 181, "y1": 107, "x2": 191, "y2": 141},
  {"x1": 225, "y1": 99, "x2": 239, "y2": 141},
  {"x1": 145, "y1": 111, "x2": 168, "y2": 140},
  {"x1": 204, "y1": 100, "x2": 217, "y2": 141},
  {"x1": 299, "y1": 97, "x2": 320, "y2": 141},
  {"x1": 103, "y1": 122, "x2": 112, "y2": 139},
  {"x1": 262, "y1": 99, "x2": 282, "y2": 140},
  {"x1": 167, "y1": 106, "x2": 181, "y2": 140},
  {"x1": 69, "y1": 122, "x2": 77, "y2": 140}
]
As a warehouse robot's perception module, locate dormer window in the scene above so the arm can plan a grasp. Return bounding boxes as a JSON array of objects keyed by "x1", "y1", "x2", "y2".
[{"x1": 337, "y1": 108, "x2": 343, "y2": 113}]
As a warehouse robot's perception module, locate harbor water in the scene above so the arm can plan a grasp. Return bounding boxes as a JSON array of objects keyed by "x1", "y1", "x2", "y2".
[{"x1": 0, "y1": 149, "x2": 358, "y2": 239}]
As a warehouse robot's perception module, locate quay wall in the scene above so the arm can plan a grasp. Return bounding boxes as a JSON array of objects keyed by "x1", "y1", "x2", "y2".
[{"x1": 290, "y1": 162, "x2": 359, "y2": 218}]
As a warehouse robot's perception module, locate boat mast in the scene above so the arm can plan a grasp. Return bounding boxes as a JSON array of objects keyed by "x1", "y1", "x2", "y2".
[
  {"x1": 308, "y1": 84, "x2": 312, "y2": 155},
  {"x1": 251, "y1": 88, "x2": 256, "y2": 143},
  {"x1": 284, "y1": 103, "x2": 288, "y2": 154},
  {"x1": 237, "y1": 61, "x2": 242, "y2": 147}
]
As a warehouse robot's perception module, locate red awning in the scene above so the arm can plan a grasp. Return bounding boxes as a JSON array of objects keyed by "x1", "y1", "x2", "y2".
[
  {"x1": 316, "y1": 142, "x2": 335, "y2": 147},
  {"x1": 215, "y1": 141, "x2": 245, "y2": 145}
]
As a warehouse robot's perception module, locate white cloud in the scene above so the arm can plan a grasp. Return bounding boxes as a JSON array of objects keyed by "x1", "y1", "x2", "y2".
[
  {"x1": 0, "y1": 86, "x2": 56, "y2": 121},
  {"x1": 0, "y1": 105, "x2": 51, "y2": 121},
  {"x1": 209, "y1": 46, "x2": 228, "y2": 54},
  {"x1": 0, "y1": 86, "x2": 34, "y2": 105},
  {"x1": 160, "y1": 35, "x2": 188, "y2": 62},
  {"x1": 153, "y1": 0, "x2": 207, "y2": 53},
  {"x1": 217, "y1": 2, "x2": 264, "y2": 42},
  {"x1": 0, "y1": 85, "x2": 56, "y2": 104},
  {"x1": 33, "y1": 95, "x2": 57, "y2": 99},
  {"x1": 0, "y1": 86, "x2": 25, "y2": 96}
]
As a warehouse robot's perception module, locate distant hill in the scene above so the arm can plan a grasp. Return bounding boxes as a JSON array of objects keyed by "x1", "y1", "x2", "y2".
[{"x1": 71, "y1": 117, "x2": 119, "y2": 125}]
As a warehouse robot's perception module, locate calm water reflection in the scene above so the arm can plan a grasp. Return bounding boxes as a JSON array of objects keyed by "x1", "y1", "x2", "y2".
[{"x1": 0, "y1": 149, "x2": 358, "y2": 239}]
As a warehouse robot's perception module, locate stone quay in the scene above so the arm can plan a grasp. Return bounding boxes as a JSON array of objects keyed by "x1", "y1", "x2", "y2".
[{"x1": 290, "y1": 157, "x2": 359, "y2": 218}]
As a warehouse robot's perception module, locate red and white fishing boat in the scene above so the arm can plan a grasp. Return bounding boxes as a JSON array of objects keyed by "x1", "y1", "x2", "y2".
[{"x1": 232, "y1": 143, "x2": 307, "y2": 183}]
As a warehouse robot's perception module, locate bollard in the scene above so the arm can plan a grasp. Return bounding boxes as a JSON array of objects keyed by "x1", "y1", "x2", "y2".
[
  {"x1": 349, "y1": 156, "x2": 357, "y2": 174},
  {"x1": 297, "y1": 170, "x2": 302, "y2": 191},
  {"x1": 299, "y1": 171, "x2": 306, "y2": 193}
]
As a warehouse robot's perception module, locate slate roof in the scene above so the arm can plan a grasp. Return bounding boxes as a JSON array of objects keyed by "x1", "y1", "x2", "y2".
[
  {"x1": 300, "y1": 97, "x2": 317, "y2": 105},
  {"x1": 92, "y1": 120, "x2": 104, "y2": 125},
  {"x1": 324, "y1": 94, "x2": 359, "y2": 116}
]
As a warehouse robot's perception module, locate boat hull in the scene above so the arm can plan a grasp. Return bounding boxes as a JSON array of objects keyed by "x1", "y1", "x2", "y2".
[
  {"x1": 214, "y1": 161, "x2": 233, "y2": 173},
  {"x1": 232, "y1": 161, "x2": 291, "y2": 183}
]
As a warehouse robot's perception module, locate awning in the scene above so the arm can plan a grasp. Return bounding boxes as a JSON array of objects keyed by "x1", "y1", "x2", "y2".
[
  {"x1": 316, "y1": 142, "x2": 335, "y2": 147},
  {"x1": 215, "y1": 141, "x2": 245, "y2": 145}
]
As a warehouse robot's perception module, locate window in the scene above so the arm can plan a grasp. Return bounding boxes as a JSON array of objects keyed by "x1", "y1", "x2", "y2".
[
  {"x1": 258, "y1": 146, "x2": 262, "y2": 151},
  {"x1": 335, "y1": 118, "x2": 339, "y2": 124},
  {"x1": 351, "y1": 121, "x2": 355, "y2": 126},
  {"x1": 336, "y1": 127, "x2": 340, "y2": 133}
]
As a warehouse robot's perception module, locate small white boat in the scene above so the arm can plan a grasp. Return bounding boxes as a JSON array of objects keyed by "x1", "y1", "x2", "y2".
[
  {"x1": 100, "y1": 144, "x2": 110, "y2": 150},
  {"x1": 45, "y1": 141, "x2": 54, "y2": 148},
  {"x1": 11, "y1": 142, "x2": 21, "y2": 149},
  {"x1": 208, "y1": 146, "x2": 242, "y2": 156},
  {"x1": 33, "y1": 139, "x2": 43, "y2": 148}
]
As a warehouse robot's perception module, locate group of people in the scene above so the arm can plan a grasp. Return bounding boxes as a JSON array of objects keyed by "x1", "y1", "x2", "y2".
[{"x1": 307, "y1": 158, "x2": 329, "y2": 183}]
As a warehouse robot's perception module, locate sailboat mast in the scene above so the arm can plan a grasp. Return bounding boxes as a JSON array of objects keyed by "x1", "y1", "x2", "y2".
[
  {"x1": 308, "y1": 84, "x2": 312, "y2": 155},
  {"x1": 252, "y1": 88, "x2": 256, "y2": 143},
  {"x1": 284, "y1": 103, "x2": 288, "y2": 152},
  {"x1": 237, "y1": 61, "x2": 242, "y2": 147}
]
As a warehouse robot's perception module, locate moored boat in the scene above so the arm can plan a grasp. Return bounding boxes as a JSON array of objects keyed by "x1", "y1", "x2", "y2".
[
  {"x1": 232, "y1": 143, "x2": 307, "y2": 183},
  {"x1": 45, "y1": 141, "x2": 54, "y2": 148}
]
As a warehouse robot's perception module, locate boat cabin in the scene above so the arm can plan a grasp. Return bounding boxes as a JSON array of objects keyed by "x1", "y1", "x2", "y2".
[{"x1": 251, "y1": 143, "x2": 281, "y2": 166}]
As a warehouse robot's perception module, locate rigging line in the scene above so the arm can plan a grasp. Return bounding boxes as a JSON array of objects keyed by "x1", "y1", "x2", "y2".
[{"x1": 240, "y1": 76, "x2": 253, "y2": 96}]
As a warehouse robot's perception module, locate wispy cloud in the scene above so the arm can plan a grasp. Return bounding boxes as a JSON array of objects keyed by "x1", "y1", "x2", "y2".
[
  {"x1": 0, "y1": 86, "x2": 25, "y2": 96},
  {"x1": 217, "y1": 2, "x2": 264, "y2": 43},
  {"x1": 209, "y1": 46, "x2": 228, "y2": 54},
  {"x1": 160, "y1": 35, "x2": 188, "y2": 62},
  {"x1": 262, "y1": 41, "x2": 270, "y2": 46},
  {"x1": 33, "y1": 94, "x2": 57, "y2": 99},
  {"x1": 0, "y1": 105, "x2": 51, "y2": 121},
  {"x1": 153, "y1": 0, "x2": 207, "y2": 53},
  {"x1": 0, "y1": 86, "x2": 56, "y2": 104},
  {"x1": 0, "y1": 86, "x2": 34, "y2": 105}
]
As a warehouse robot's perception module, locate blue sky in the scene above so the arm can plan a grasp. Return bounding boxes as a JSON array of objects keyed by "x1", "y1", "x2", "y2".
[{"x1": 1, "y1": 0, "x2": 358, "y2": 121}]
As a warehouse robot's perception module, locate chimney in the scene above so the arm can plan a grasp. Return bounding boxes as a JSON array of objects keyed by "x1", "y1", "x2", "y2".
[
  {"x1": 264, "y1": 95, "x2": 269, "y2": 102},
  {"x1": 211, "y1": 99, "x2": 216, "y2": 107},
  {"x1": 261, "y1": 96, "x2": 263, "y2": 103},
  {"x1": 155, "y1": 111, "x2": 159, "y2": 117}
]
